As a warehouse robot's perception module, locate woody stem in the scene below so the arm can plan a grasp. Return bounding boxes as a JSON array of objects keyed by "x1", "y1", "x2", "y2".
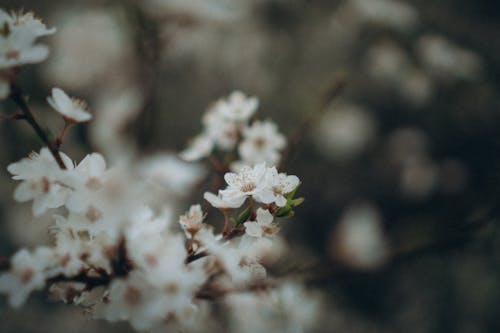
[{"x1": 9, "y1": 84, "x2": 67, "y2": 169}]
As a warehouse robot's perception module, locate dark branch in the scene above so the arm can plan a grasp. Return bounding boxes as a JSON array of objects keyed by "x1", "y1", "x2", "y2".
[{"x1": 9, "y1": 84, "x2": 67, "y2": 169}]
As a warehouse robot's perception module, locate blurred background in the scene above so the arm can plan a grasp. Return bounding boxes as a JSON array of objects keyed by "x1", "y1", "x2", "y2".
[{"x1": 1, "y1": 0, "x2": 500, "y2": 332}]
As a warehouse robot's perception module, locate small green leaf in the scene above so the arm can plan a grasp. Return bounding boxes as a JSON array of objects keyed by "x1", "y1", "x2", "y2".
[
  {"x1": 235, "y1": 206, "x2": 252, "y2": 225},
  {"x1": 285, "y1": 182, "x2": 301, "y2": 200},
  {"x1": 291, "y1": 197, "x2": 304, "y2": 207},
  {"x1": 276, "y1": 208, "x2": 295, "y2": 219}
]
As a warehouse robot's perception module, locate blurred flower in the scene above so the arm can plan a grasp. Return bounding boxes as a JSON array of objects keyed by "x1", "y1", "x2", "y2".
[
  {"x1": 0, "y1": 23, "x2": 49, "y2": 68},
  {"x1": 417, "y1": 35, "x2": 483, "y2": 82},
  {"x1": 239, "y1": 120, "x2": 286, "y2": 166},
  {"x1": 47, "y1": 88, "x2": 91, "y2": 122},
  {"x1": 365, "y1": 41, "x2": 434, "y2": 106},
  {"x1": 180, "y1": 134, "x2": 214, "y2": 162},
  {"x1": 400, "y1": 157, "x2": 438, "y2": 199},
  {"x1": 349, "y1": 0, "x2": 419, "y2": 33},
  {"x1": 90, "y1": 88, "x2": 143, "y2": 163},
  {"x1": 331, "y1": 203, "x2": 390, "y2": 270},
  {"x1": 139, "y1": 153, "x2": 206, "y2": 197},
  {"x1": 315, "y1": 103, "x2": 377, "y2": 162},
  {"x1": 179, "y1": 204, "x2": 204, "y2": 238},
  {"x1": 0, "y1": 247, "x2": 57, "y2": 307},
  {"x1": 244, "y1": 208, "x2": 278, "y2": 238},
  {"x1": 7, "y1": 148, "x2": 73, "y2": 216},
  {"x1": 43, "y1": 9, "x2": 133, "y2": 90},
  {"x1": 0, "y1": 9, "x2": 55, "y2": 37}
]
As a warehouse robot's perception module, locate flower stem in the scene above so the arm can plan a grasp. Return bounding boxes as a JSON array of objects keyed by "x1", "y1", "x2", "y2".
[
  {"x1": 9, "y1": 84, "x2": 67, "y2": 169},
  {"x1": 222, "y1": 209, "x2": 230, "y2": 236}
]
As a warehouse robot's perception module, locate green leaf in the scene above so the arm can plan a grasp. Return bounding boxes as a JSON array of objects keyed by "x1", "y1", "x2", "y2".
[
  {"x1": 235, "y1": 206, "x2": 252, "y2": 225},
  {"x1": 285, "y1": 182, "x2": 301, "y2": 200},
  {"x1": 275, "y1": 208, "x2": 295, "y2": 219},
  {"x1": 291, "y1": 197, "x2": 304, "y2": 207}
]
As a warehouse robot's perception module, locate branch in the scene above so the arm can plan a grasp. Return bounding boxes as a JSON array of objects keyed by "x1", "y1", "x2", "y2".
[{"x1": 9, "y1": 84, "x2": 67, "y2": 169}]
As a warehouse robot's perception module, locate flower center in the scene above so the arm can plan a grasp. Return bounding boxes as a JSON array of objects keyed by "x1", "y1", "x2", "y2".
[
  {"x1": 254, "y1": 137, "x2": 266, "y2": 149},
  {"x1": 6, "y1": 50, "x2": 20, "y2": 60},
  {"x1": 241, "y1": 182, "x2": 256, "y2": 193},
  {"x1": 124, "y1": 286, "x2": 141, "y2": 305}
]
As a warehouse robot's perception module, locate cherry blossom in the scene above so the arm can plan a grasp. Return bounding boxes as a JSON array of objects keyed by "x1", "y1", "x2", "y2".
[
  {"x1": 244, "y1": 208, "x2": 279, "y2": 238},
  {"x1": 0, "y1": 10, "x2": 54, "y2": 69},
  {"x1": 47, "y1": 88, "x2": 92, "y2": 122},
  {"x1": 254, "y1": 166, "x2": 300, "y2": 207},
  {"x1": 7, "y1": 148, "x2": 73, "y2": 215},
  {"x1": 239, "y1": 120, "x2": 286, "y2": 166}
]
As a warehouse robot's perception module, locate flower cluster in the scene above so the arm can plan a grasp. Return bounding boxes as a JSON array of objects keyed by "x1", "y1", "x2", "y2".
[
  {"x1": 0, "y1": 9, "x2": 55, "y2": 99},
  {"x1": 0, "y1": 7, "x2": 320, "y2": 333},
  {"x1": 204, "y1": 162, "x2": 300, "y2": 209},
  {"x1": 181, "y1": 91, "x2": 287, "y2": 168}
]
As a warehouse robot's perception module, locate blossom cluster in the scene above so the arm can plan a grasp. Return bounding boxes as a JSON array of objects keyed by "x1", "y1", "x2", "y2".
[
  {"x1": 181, "y1": 91, "x2": 287, "y2": 168},
  {"x1": 0, "y1": 8, "x2": 319, "y2": 333},
  {"x1": 0, "y1": 9, "x2": 55, "y2": 99}
]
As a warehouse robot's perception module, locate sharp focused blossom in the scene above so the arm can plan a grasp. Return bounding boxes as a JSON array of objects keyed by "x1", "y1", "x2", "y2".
[
  {"x1": 47, "y1": 88, "x2": 92, "y2": 122},
  {"x1": 0, "y1": 24, "x2": 307, "y2": 331},
  {"x1": 203, "y1": 191, "x2": 246, "y2": 209},
  {"x1": 220, "y1": 162, "x2": 271, "y2": 203},
  {"x1": 255, "y1": 167, "x2": 300, "y2": 207}
]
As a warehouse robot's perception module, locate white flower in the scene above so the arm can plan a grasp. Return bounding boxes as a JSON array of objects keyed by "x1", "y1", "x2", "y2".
[
  {"x1": 180, "y1": 134, "x2": 214, "y2": 161},
  {"x1": 225, "y1": 282, "x2": 321, "y2": 333},
  {"x1": 254, "y1": 167, "x2": 300, "y2": 207},
  {"x1": 64, "y1": 153, "x2": 107, "y2": 214},
  {"x1": 203, "y1": 107, "x2": 239, "y2": 151},
  {"x1": 139, "y1": 154, "x2": 206, "y2": 196},
  {"x1": 239, "y1": 120, "x2": 286, "y2": 166},
  {"x1": 103, "y1": 271, "x2": 173, "y2": 331},
  {"x1": 0, "y1": 25, "x2": 49, "y2": 68},
  {"x1": 195, "y1": 228, "x2": 256, "y2": 284},
  {"x1": 219, "y1": 162, "x2": 271, "y2": 204},
  {"x1": 0, "y1": 10, "x2": 55, "y2": 37},
  {"x1": 203, "y1": 191, "x2": 246, "y2": 209},
  {"x1": 181, "y1": 91, "x2": 259, "y2": 161},
  {"x1": 216, "y1": 91, "x2": 258, "y2": 122},
  {"x1": 7, "y1": 148, "x2": 74, "y2": 216},
  {"x1": 331, "y1": 204, "x2": 390, "y2": 270},
  {"x1": 47, "y1": 88, "x2": 92, "y2": 122},
  {"x1": 244, "y1": 208, "x2": 278, "y2": 238},
  {"x1": 0, "y1": 247, "x2": 57, "y2": 308},
  {"x1": 179, "y1": 204, "x2": 204, "y2": 237}
]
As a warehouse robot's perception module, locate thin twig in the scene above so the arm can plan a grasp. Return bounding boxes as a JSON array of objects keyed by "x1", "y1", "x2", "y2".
[{"x1": 9, "y1": 84, "x2": 67, "y2": 169}]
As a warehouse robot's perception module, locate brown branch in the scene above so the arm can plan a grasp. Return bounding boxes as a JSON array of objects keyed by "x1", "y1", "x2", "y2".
[
  {"x1": 9, "y1": 84, "x2": 67, "y2": 169},
  {"x1": 185, "y1": 250, "x2": 208, "y2": 264}
]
